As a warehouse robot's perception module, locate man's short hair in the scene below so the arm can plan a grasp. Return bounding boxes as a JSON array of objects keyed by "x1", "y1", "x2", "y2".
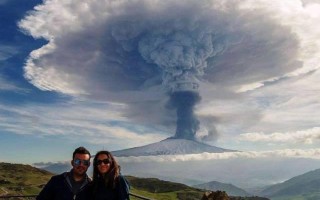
[{"x1": 72, "y1": 146, "x2": 91, "y2": 159}]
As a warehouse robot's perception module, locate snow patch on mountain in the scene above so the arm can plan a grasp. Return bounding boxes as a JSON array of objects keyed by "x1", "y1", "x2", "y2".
[{"x1": 112, "y1": 138, "x2": 236, "y2": 157}]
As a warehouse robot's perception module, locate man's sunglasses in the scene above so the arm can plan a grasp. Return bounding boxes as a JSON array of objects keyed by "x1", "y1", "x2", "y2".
[
  {"x1": 96, "y1": 159, "x2": 111, "y2": 166},
  {"x1": 73, "y1": 159, "x2": 90, "y2": 166}
]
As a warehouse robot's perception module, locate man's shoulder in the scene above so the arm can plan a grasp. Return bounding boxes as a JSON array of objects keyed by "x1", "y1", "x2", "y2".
[
  {"x1": 87, "y1": 175, "x2": 92, "y2": 182},
  {"x1": 50, "y1": 172, "x2": 69, "y2": 181}
]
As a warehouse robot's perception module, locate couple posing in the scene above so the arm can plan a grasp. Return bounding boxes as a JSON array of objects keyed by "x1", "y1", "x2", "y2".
[{"x1": 36, "y1": 147, "x2": 130, "y2": 200}]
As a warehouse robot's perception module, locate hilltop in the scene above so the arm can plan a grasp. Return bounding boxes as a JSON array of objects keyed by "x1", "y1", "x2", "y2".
[
  {"x1": 126, "y1": 176, "x2": 205, "y2": 200},
  {"x1": 259, "y1": 168, "x2": 320, "y2": 200},
  {"x1": 0, "y1": 162, "x2": 53, "y2": 195},
  {"x1": 126, "y1": 176, "x2": 269, "y2": 200},
  {"x1": 194, "y1": 181, "x2": 251, "y2": 197}
]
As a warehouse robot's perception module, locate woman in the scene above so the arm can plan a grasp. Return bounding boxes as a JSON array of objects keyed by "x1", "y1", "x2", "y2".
[{"x1": 91, "y1": 151, "x2": 130, "y2": 200}]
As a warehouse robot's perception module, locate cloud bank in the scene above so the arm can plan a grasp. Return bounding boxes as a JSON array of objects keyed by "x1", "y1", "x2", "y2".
[
  {"x1": 117, "y1": 148, "x2": 320, "y2": 163},
  {"x1": 34, "y1": 148, "x2": 320, "y2": 188},
  {"x1": 0, "y1": 100, "x2": 166, "y2": 150},
  {"x1": 117, "y1": 148, "x2": 320, "y2": 188},
  {"x1": 240, "y1": 127, "x2": 320, "y2": 144}
]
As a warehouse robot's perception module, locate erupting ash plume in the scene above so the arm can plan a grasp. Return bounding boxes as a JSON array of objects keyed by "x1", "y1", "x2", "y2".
[
  {"x1": 19, "y1": 0, "x2": 304, "y2": 142},
  {"x1": 169, "y1": 91, "x2": 201, "y2": 140},
  {"x1": 138, "y1": 18, "x2": 225, "y2": 140},
  {"x1": 139, "y1": 29, "x2": 224, "y2": 92},
  {"x1": 138, "y1": 26, "x2": 225, "y2": 140}
]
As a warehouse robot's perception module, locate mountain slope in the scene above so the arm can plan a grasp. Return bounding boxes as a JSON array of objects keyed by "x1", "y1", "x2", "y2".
[
  {"x1": 112, "y1": 138, "x2": 236, "y2": 157},
  {"x1": 260, "y1": 168, "x2": 320, "y2": 200},
  {"x1": 194, "y1": 181, "x2": 251, "y2": 197},
  {"x1": 42, "y1": 162, "x2": 71, "y2": 174},
  {"x1": 0, "y1": 162, "x2": 53, "y2": 195},
  {"x1": 126, "y1": 176, "x2": 269, "y2": 200}
]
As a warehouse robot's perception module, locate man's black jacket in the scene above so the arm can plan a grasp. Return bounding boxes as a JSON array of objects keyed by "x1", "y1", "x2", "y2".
[{"x1": 36, "y1": 172, "x2": 91, "y2": 200}]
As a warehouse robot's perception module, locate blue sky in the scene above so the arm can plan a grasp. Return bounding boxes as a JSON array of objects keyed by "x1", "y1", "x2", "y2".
[{"x1": 1, "y1": 0, "x2": 320, "y2": 178}]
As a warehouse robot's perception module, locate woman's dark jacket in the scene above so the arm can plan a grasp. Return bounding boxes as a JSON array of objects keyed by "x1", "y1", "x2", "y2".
[
  {"x1": 36, "y1": 171, "x2": 91, "y2": 200},
  {"x1": 90, "y1": 175, "x2": 130, "y2": 200}
]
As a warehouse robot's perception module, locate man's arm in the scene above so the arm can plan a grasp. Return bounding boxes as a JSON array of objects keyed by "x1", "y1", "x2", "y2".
[{"x1": 36, "y1": 177, "x2": 55, "y2": 200}]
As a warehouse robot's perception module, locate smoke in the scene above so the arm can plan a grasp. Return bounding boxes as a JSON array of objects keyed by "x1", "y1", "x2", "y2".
[
  {"x1": 18, "y1": 0, "x2": 307, "y2": 142},
  {"x1": 168, "y1": 91, "x2": 201, "y2": 140},
  {"x1": 138, "y1": 27, "x2": 225, "y2": 92},
  {"x1": 115, "y1": 9, "x2": 227, "y2": 140}
]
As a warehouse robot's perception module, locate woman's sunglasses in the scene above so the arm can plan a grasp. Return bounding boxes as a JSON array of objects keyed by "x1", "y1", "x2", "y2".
[{"x1": 96, "y1": 159, "x2": 111, "y2": 165}]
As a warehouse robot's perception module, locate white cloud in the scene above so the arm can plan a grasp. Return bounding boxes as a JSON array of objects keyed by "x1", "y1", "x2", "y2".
[
  {"x1": 246, "y1": 71, "x2": 320, "y2": 134},
  {"x1": 236, "y1": 0, "x2": 320, "y2": 92},
  {"x1": 0, "y1": 75, "x2": 27, "y2": 92},
  {"x1": 117, "y1": 148, "x2": 320, "y2": 163},
  {"x1": 0, "y1": 100, "x2": 166, "y2": 150},
  {"x1": 0, "y1": 77, "x2": 17, "y2": 91},
  {"x1": 19, "y1": 0, "x2": 305, "y2": 95},
  {"x1": 117, "y1": 149, "x2": 320, "y2": 188},
  {"x1": 31, "y1": 148, "x2": 320, "y2": 188},
  {"x1": 0, "y1": 45, "x2": 28, "y2": 92},
  {"x1": 0, "y1": 45, "x2": 18, "y2": 61},
  {"x1": 240, "y1": 127, "x2": 320, "y2": 144}
]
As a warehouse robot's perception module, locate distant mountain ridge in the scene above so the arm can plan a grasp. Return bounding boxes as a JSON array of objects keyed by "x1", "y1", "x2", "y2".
[
  {"x1": 112, "y1": 138, "x2": 236, "y2": 157},
  {"x1": 41, "y1": 162, "x2": 71, "y2": 175},
  {"x1": 260, "y1": 168, "x2": 320, "y2": 200},
  {"x1": 125, "y1": 176, "x2": 269, "y2": 200},
  {"x1": 194, "y1": 181, "x2": 251, "y2": 197}
]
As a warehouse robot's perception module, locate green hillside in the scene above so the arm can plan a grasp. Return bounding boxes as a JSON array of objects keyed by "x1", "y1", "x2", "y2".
[
  {"x1": 260, "y1": 168, "x2": 320, "y2": 200},
  {"x1": 193, "y1": 181, "x2": 250, "y2": 196},
  {"x1": 125, "y1": 176, "x2": 269, "y2": 200},
  {"x1": 126, "y1": 176, "x2": 204, "y2": 200},
  {"x1": 0, "y1": 162, "x2": 53, "y2": 195}
]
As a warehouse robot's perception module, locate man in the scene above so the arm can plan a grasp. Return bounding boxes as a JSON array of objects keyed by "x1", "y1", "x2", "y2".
[{"x1": 37, "y1": 147, "x2": 92, "y2": 200}]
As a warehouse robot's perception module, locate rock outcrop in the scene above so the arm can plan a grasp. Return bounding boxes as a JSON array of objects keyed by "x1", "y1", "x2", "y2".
[{"x1": 202, "y1": 191, "x2": 229, "y2": 200}]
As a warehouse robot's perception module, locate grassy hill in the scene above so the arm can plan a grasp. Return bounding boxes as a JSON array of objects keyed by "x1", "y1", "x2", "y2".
[
  {"x1": 126, "y1": 176, "x2": 205, "y2": 200},
  {"x1": 193, "y1": 181, "x2": 250, "y2": 197},
  {"x1": 0, "y1": 162, "x2": 53, "y2": 195},
  {"x1": 125, "y1": 176, "x2": 269, "y2": 200},
  {"x1": 260, "y1": 168, "x2": 320, "y2": 200}
]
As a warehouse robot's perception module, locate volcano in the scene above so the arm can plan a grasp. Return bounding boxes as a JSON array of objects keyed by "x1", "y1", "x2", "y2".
[{"x1": 112, "y1": 138, "x2": 236, "y2": 157}]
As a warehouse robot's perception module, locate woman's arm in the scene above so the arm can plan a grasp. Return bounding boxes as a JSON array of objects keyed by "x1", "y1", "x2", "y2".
[{"x1": 117, "y1": 175, "x2": 130, "y2": 200}]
